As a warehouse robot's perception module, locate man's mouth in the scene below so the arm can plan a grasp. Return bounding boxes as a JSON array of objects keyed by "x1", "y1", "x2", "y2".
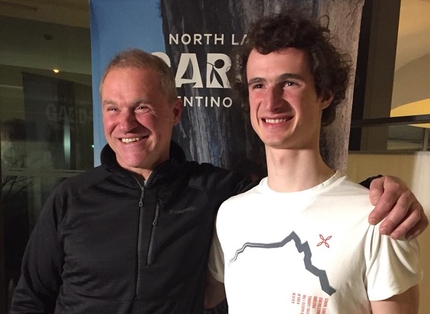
[
  {"x1": 263, "y1": 118, "x2": 288, "y2": 124},
  {"x1": 121, "y1": 137, "x2": 142, "y2": 143}
]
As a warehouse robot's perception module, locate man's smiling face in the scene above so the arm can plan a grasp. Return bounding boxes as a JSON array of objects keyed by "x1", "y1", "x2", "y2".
[
  {"x1": 246, "y1": 48, "x2": 332, "y2": 151},
  {"x1": 101, "y1": 66, "x2": 182, "y2": 177}
]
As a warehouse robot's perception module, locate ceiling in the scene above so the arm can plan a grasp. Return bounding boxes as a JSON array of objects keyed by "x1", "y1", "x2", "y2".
[{"x1": 0, "y1": 0, "x2": 90, "y2": 28}]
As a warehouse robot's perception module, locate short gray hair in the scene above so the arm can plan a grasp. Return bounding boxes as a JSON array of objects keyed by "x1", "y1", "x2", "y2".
[{"x1": 100, "y1": 48, "x2": 178, "y2": 104}]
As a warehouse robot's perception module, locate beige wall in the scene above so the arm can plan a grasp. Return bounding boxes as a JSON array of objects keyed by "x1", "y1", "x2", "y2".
[{"x1": 347, "y1": 152, "x2": 429, "y2": 314}]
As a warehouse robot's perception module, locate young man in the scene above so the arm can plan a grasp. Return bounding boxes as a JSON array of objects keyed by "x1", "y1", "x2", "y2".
[
  {"x1": 208, "y1": 14, "x2": 422, "y2": 313},
  {"x1": 11, "y1": 49, "x2": 424, "y2": 314}
]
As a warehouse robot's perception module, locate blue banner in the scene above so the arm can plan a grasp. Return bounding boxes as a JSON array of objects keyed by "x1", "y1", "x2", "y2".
[{"x1": 90, "y1": 0, "x2": 165, "y2": 165}]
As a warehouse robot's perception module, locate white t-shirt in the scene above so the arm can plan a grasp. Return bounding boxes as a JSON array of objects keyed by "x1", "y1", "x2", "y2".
[{"x1": 209, "y1": 172, "x2": 422, "y2": 314}]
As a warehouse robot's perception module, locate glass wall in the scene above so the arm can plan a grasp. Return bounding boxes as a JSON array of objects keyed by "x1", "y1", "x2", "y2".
[
  {"x1": 0, "y1": 11, "x2": 92, "y2": 312},
  {"x1": 349, "y1": 0, "x2": 430, "y2": 152}
]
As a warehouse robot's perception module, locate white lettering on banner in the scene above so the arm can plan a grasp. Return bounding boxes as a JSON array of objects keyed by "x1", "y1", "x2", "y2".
[
  {"x1": 180, "y1": 96, "x2": 232, "y2": 108},
  {"x1": 45, "y1": 103, "x2": 92, "y2": 124},
  {"x1": 152, "y1": 52, "x2": 171, "y2": 67},
  {"x1": 152, "y1": 52, "x2": 231, "y2": 89},
  {"x1": 175, "y1": 53, "x2": 204, "y2": 88},
  {"x1": 169, "y1": 33, "x2": 227, "y2": 45},
  {"x1": 214, "y1": 33, "x2": 224, "y2": 45},
  {"x1": 206, "y1": 53, "x2": 231, "y2": 88},
  {"x1": 231, "y1": 34, "x2": 247, "y2": 45}
]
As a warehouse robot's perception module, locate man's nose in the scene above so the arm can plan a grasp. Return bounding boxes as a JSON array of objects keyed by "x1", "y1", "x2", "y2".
[
  {"x1": 264, "y1": 86, "x2": 284, "y2": 111},
  {"x1": 119, "y1": 111, "x2": 138, "y2": 133}
]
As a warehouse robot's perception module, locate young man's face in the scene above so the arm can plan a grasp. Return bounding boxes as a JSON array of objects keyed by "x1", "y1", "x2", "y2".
[
  {"x1": 101, "y1": 67, "x2": 182, "y2": 177},
  {"x1": 246, "y1": 48, "x2": 332, "y2": 151}
]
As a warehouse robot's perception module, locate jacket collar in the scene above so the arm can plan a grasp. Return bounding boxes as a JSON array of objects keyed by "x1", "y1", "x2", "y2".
[{"x1": 100, "y1": 141, "x2": 187, "y2": 188}]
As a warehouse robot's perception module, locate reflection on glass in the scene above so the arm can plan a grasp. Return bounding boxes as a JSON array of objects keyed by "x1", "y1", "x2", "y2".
[{"x1": 0, "y1": 15, "x2": 92, "y2": 312}]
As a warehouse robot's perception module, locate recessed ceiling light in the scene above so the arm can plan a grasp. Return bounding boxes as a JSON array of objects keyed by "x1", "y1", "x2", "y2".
[{"x1": 53, "y1": 69, "x2": 60, "y2": 74}]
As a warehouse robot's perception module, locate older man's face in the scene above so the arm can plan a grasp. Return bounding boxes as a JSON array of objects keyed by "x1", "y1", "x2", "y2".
[{"x1": 101, "y1": 67, "x2": 182, "y2": 178}]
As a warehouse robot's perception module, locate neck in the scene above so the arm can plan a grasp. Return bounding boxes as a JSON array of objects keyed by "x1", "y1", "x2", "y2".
[{"x1": 265, "y1": 147, "x2": 335, "y2": 192}]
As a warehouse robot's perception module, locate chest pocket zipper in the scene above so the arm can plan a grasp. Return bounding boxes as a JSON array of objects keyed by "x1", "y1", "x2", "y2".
[{"x1": 147, "y1": 200, "x2": 161, "y2": 265}]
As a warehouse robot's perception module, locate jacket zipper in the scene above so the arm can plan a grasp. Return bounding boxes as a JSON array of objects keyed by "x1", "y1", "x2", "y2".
[
  {"x1": 136, "y1": 179, "x2": 145, "y2": 296},
  {"x1": 147, "y1": 200, "x2": 161, "y2": 265}
]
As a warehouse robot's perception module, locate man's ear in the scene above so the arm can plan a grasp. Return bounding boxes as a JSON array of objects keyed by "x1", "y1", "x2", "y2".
[
  {"x1": 172, "y1": 98, "x2": 183, "y2": 125},
  {"x1": 320, "y1": 91, "x2": 334, "y2": 110}
]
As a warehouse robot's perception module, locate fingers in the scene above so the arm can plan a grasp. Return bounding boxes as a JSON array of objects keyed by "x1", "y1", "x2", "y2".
[
  {"x1": 368, "y1": 176, "x2": 385, "y2": 207},
  {"x1": 381, "y1": 198, "x2": 426, "y2": 240},
  {"x1": 368, "y1": 176, "x2": 404, "y2": 225},
  {"x1": 376, "y1": 189, "x2": 414, "y2": 235},
  {"x1": 404, "y1": 206, "x2": 428, "y2": 240},
  {"x1": 382, "y1": 205, "x2": 419, "y2": 239},
  {"x1": 367, "y1": 175, "x2": 427, "y2": 239}
]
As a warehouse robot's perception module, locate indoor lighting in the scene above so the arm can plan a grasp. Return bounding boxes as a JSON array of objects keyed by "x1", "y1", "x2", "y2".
[
  {"x1": 52, "y1": 68, "x2": 60, "y2": 74},
  {"x1": 391, "y1": 98, "x2": 430, "y2": 128}
]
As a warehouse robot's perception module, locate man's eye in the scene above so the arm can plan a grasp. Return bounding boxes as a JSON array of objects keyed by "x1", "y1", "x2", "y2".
[
  {"x1": 107, "y1": 107, "x2": 118, "y2": 112},
  {"x1": 284, "y1": 81, "x2": 297, "y2": 87},
  {"x1": 251, "y1": 84, "x2": 263, "y2": 89}
]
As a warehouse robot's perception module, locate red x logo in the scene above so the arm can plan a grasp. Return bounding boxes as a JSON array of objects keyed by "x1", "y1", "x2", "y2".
[{"x1": 317, "y1": 234, "x2": 332, "y2": 248}]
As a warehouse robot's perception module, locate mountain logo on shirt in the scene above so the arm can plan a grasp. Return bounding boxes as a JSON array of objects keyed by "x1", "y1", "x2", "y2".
[{"x1": 230, "y1": 231, "x2": 336, "y2": 296}]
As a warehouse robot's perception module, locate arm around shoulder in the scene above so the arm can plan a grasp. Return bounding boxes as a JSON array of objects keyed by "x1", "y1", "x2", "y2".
[
  {"x1": 370, "y1": 285, "x2": 419, "y2": 314},
  {"x1": 365, "y1": 175, "x2": 428, "y2": 239}
]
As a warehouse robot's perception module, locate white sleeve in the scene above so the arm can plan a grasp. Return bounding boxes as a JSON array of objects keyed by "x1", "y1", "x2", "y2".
[
  {"x1": 208, "y1": 224, "x2": 225, "y2": 283},
  {"x1": 365, "y1": 225, "x2": 423, "y2": 300}
]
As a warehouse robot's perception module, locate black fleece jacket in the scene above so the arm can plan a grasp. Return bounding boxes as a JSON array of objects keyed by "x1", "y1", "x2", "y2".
[{"x1": 11, "y1": 142, "x2": 254, "y2": 314}]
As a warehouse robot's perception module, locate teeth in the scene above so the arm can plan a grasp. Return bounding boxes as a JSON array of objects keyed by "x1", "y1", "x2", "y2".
[
  {"x1": 121, "y1": 137, "x2": 141, "y2": 143},
  {"x1": 265, "y1": 118, "x2": 287, "y2": 124}
]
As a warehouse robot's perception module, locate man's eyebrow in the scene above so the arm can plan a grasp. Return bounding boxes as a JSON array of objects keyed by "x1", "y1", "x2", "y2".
[
  {"x1": 102, "y1": 100, "x2": 116, "y2": 107},
  {"x1": 276, "y1": 73, "x2": 305, "y2": 82},
  {"x1": 248, "y1": 73, "x2": 305, "y2": 86},
  {"x1": 102, "y1": 99, "x2": 151, "y2": 107},
  {"x1": 247, "y1": 77, "x2": 265, "y2": 86}
]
